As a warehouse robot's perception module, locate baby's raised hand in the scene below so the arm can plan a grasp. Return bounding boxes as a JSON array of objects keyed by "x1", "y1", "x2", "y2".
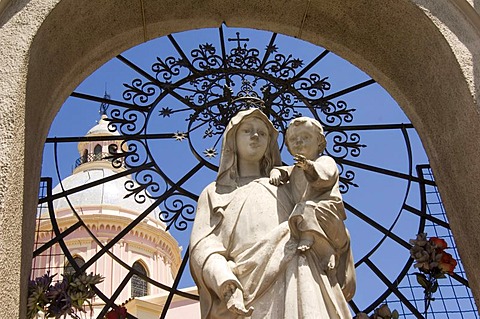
[{"x1": 294, "y1": 154, "x2": 311, "y2": 170}]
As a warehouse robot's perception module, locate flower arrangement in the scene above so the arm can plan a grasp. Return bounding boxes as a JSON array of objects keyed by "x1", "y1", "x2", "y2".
[
  {"x1": 355, "y1": 304, "x2": 399, "y2": 319},
  {"x1": 409, "y1": 233, "x2": 457, "y2": 318},
  {"x1": 26, "y1": 272, "x2": 104, "y2": 319}
]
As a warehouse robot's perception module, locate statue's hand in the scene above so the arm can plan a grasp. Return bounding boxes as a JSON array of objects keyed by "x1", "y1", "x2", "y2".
[
  {"x1": 222, "y1": 282, "x2": 237, "y2": 299},
  {"x1": 293, "y1": 154, "x2": 312, "y2": 170},
  {"x1": 228, "y1": 302, "x2": 254, "y2": 317},
  {"x1": 269, "y1": 169, "x2": 283, "y2": 186},
  {"x1": 226, "y1": 287, "x2": 254, "y2": 317}
]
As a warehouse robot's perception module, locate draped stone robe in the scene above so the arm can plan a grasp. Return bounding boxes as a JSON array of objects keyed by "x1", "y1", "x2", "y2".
[{"x1": 190, "y1": 177, "x2": 355, "y2": 319}]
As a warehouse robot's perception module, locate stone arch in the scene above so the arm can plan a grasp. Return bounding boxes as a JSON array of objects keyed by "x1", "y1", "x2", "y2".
[{"x1": 2, "y1": 0, "x2": 480, "y2": 317}]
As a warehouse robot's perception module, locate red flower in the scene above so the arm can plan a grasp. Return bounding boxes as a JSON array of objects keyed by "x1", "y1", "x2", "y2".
[
  {"x1": 105, "y1": 311, "x2": 117, "y2": 319},
  {"x1": 118, "y1": 306, "x2": 127, "y2": 318},
  {"x1": 438, "y1": 252, "x2": 457, "y2": 274},
  {"x1": 430, "y1": 237, "x2": 448, "y2": 250},
  {"x1": 105, "y1": 306, "x2": 127, "y2": 319}
]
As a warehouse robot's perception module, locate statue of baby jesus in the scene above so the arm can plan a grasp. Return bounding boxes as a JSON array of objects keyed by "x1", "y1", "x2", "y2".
[{"x1": 270, "y1": 117, "x2": 346, "y2": 267}]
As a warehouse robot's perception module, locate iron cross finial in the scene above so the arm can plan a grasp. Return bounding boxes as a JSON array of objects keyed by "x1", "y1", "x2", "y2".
[
  {"x1": 99, "y1": 90, "x2": 111, "y2": 116},
  {"x1": 228, "y1": 32, "x2": 249, "y2": 49}
]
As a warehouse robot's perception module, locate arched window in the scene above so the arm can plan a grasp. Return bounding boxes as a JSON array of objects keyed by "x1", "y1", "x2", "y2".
[
  {"x1": 93, "y1": 144, "x2": 102, "y2": 160},
  {"x1": 131, "y1": 261, "x2": 148, "y2": 297},
  {"x1": 64, "y1": 256, "x2": 85, "y2": 275}
]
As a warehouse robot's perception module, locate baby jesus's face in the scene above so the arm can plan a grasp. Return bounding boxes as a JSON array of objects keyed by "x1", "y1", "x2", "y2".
[{"x1": 286, "y1": 123, "x2": 320, "y2": 160}]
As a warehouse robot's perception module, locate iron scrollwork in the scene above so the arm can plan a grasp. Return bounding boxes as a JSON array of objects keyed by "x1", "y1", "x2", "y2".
[
  {"x1": 123, "y1": 169, "x2": 165, "y2": 203},
  {"x1": 326, "y1": 131, "x2": 366, "y2": 159},
  {"x1": 158, "y1": 194, "x2": 196, "y2": 231},
  {"x1": 105, "y1": 26, "x2": 364, "y2": 214},
  {"x1": 337, "y1": 164, "x2": 359, "y2": 194},
  {"x1": 39, "y1": 26, "x2": 454, "y2": 319}
]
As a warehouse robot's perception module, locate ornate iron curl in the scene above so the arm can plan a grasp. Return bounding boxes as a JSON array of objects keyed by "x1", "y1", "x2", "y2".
[
  {"x1": 337, "y1": 163, "x2": 359, "y2": 194},
  {"x1": 186, "y1": 74, "x2": 226, "y2": 107},
  {"x1": 124, "y1": 169, "x2": 165, "y2": 203},
  {"x1": 123, "y1": 78, "x2": 160, "y2": 107},
  {"x1": 152, "y1": 56, "x2": 183, "y2": 81},
  {"x1": 293, "y1": 74, "x2": 331, "y2": 99},
  {"x1": 269, "y1": 101, "x2": 302, "y2": 131},
  {"x1": 107, "y1": 109, "x2": 147, "y2": 136},
  {"x1": 227, "y1": 46, "x2": 261, "y2": 70},
  {"x1": 107, "y1": 140, "x2": 150, "y2": 169},
  {"x1": 158, "y1": 195, "x2": 196, "y2": 231},
  {"x1": 191, "y1": 43, "x2": 223, "y2": 70},
  {"x1": 263, "y1": 54, "x2": 303, "y2": 79},
  {"x1": 317, "y1": 100, "x2": 355, "y2": 127},
  {"x1": 325, "y1": 131, "x2": 366, "y2": 159}
]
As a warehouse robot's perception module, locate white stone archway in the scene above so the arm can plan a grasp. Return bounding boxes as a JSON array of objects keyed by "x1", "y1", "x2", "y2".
[{"x1": 1, "y1": 0, "x2": 480, "y2": 317}]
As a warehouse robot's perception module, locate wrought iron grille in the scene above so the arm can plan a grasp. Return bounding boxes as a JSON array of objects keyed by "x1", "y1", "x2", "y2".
[
  {"x1": 382, "y1": 165, "x2": 477, "y2": 318},
  {"x1": 33, "y1": 25, "x2": 477, "y2": 318},
  {"x1": 32, "y1": 178, "x2": 59, "y2": 280}
]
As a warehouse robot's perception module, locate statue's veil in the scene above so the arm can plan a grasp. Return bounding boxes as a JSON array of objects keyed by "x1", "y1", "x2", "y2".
[{"x1": 216, "y1": 108, "x2": 282, "y2": 187}]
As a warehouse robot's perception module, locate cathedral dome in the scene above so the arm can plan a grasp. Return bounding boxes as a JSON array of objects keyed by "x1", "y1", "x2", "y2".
[
  {"x1": 85, "y1": 114, "x2": 119, "y2": 137},
  {"x1": 52, "y1": 167, "x2": 165, "y2": 229},
  {"x1": 52, "y1": 113, "x2": 165, "y2": 229}
]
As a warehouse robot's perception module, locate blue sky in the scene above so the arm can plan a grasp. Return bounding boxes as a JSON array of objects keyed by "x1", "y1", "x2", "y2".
[{"x1": 41, "y1": 26, "x2": 437, "y2": 314}]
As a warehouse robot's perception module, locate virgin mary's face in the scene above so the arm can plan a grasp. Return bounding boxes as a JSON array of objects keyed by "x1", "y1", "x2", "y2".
[{"x1": 235, "y1": 116, "x2": 269, "y2": 163}]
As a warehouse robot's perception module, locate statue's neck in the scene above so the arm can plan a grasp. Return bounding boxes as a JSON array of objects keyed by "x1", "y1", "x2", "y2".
[{"x1": 237, "y1": 160, "x2": 261, "y2": 178}]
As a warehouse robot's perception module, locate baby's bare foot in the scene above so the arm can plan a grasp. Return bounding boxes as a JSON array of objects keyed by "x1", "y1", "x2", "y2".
[
  {"x1": 297, "y1": 232, "x2": 314, "y2": 252},
  {"x1": 297, "y1": 238, "x2": 313, "y2": 252},
  {"x1": 297, "y1": 244, "x2": 311, "y2": 252}
]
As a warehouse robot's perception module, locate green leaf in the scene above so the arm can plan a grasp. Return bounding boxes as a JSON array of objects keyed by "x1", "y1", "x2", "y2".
[
  {"x1": 431, "y1": 280, "x2": 439, "y2": 293},
  {"x1": 416, "y1": 273, "x2": 429, "y2": 288},
  {"x1": 392, "y1": 310, "x2": 400, "y2": 319}
]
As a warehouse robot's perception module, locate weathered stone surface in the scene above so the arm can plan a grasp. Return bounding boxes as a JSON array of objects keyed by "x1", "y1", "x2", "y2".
[{"x1": 190, "y1": 110, "x2": 354, "y2": 318}]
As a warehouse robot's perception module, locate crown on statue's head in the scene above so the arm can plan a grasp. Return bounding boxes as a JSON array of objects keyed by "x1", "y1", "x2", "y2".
[{"x1": 224, "y1": 79, "x2": 270, "y2": 112}]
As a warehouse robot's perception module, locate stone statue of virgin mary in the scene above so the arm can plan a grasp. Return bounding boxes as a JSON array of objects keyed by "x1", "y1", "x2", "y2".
[{"x1": 189, "y1": 108, "x2": 355, "y2": 318}]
